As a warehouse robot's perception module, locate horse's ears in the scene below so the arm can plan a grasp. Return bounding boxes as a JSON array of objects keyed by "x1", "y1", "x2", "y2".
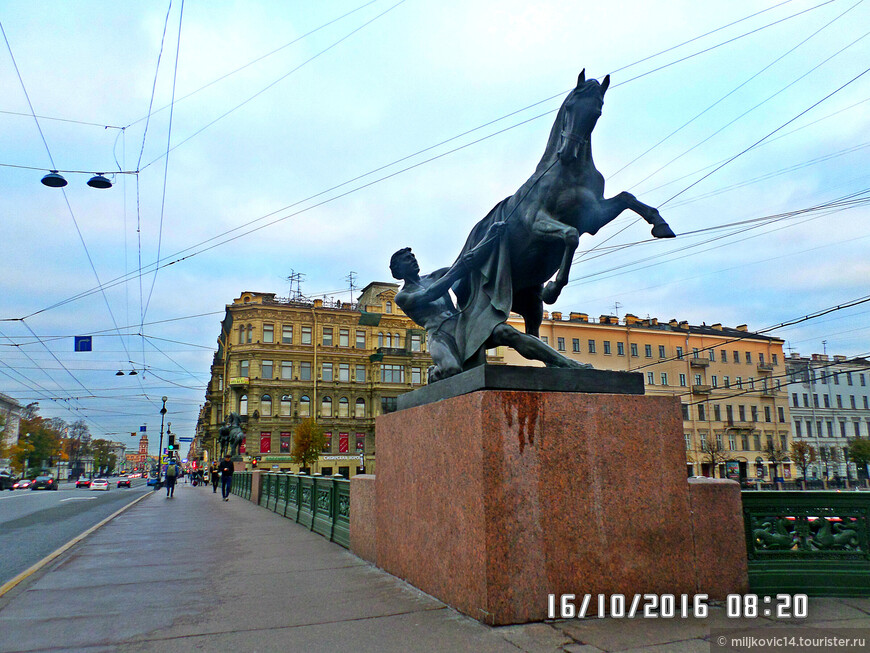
[
  {"x1": 601, "y1": 74, "x2": 610, "y2": 94},
  {"x1": 577, "y1": 69, "x2": 585, "y2": 86}
]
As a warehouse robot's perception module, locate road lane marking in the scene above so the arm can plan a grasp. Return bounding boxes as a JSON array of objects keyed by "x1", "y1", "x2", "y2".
[
  {"x1": 59, "y1": 497, "x2": 98, "y2": 502},
  {"x1": 0, "y1": 490, "x2": 154, "y2": 598}
]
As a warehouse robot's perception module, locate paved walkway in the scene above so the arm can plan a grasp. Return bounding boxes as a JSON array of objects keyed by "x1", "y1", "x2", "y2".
[{"x1": 0, "y1": 482, "x2": 868, "y2": 653}]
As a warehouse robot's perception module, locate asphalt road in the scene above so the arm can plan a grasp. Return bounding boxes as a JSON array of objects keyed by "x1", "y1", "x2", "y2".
[{"x1": 0, "y1": 479, "x2": 153, "y2": 586}]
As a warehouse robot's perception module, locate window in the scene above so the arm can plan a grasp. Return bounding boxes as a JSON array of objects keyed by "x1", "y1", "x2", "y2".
[
  {"x1": 711, "y1": 375, "x2": 718, "y2": 388},
  {"x1": 723, "y1": 376, "x2": 730, "y2": 388},
  {"x1": 260, "y1": 432, "x2": 271, "y2": 454},
  {"x1": 721, "y1": 350, "x2": 728, "y2": 363},
  {"x1": 733, "y1": 350, "x2": 739, "y2": 362},
  {"x1": 339, "y1": 363, "x2": 350, "y2": 382},
  {"x1": 631, "y1": 343, "x2": 639, "y2": 357},
  {"x1": 282, "y1": 325, "x2": 293, "y2": 344},
  {"x1": 830, "y1": 395, "x2": 835, "y2": 408},
  {"x1": 647, "y1": 372, "x2": 655, "y2": 385},
  {"x1": 339, "y1": 432, "x2": 350, "y2": 453},
  {"x1": 300, "y1": 361, "x2": 311, "y2": 381},
  {"x1": 806, "y1": 421, "x2": 812, "y2": 437},
  {"x1": 753, "y1": 433, "x2": 761, "y2": 451},
  {"x1": 281, "y1": 361, "x2": 292, "y2": 380},
  {"x1": 803, "y1": 394, "x2": 809, "y2": 407},
  {"x1": 736, "y1": 376, "x2": 743, "y2": 389},
  {"x1": 321, "y1": 396, "x2": 332, "y2": 417},
  {"x1": 247, "y1": 325, "x2": 253, "y2": 343},
  {"x1": 834, "y1": 373, "x2": 840, "y2": 385},
  {"x1": 792, "y1": 393, "x2": 799, "y2": 406},
  {"x1": 588, "y1": 339, "x2": 596, "y2": 353},
  {"x1": 795, "y1": 421, "x2": 802, "y2": 437},
  {"x1": 322, "y1": 327, "x2": 333, "y2": 347},
  {"x1": 660, "y1": 373, "x2": 668, "y2": 386},
  {"x1": 261, "y1": 359, "x2": 273, "y2": 380},
  {"x1": 658, "y1": 345, "x2": 666, "y2": 358},
  {"x1": 280, "y1": 395, "x2": 291, "y2": 416},
  {"x1": 301, "y1": 326, "x2": 312, "y2": 345},
  {"x1": 355, "y1": 365, "x2": 366, "y2": 383},
  {"x1": 860, "y1": 373, "x2": 866, "y2": 386},
  {"x1": 741, "y1": 433, "x2": 749, "y2": 450},
  {"x1": 572, "y1": 338, "x2": 580, "y2": 353},
  {"x1": 681, "y1": 404, "x2": 689, "y2": 420},
  {"x1": 410, "y1": 334, "x2": 422, "y2": 351},
  {"x1": 381, "y1": 397, "x2": 398, "y2": 414},
  {"x1": 813, "y1": 394, "x2": 819, "y2": 408},
  {"x1": 745, "y1": 351, "x2": 752, "y2": 363},
  {"x1": 685, "y1": 433, "x2": 691, "y2": 450},
  {"x1": 864, "y1": 396, "x2": 869, "y2": 410},
  {"x1": 239, "y1": 394, "x2": 248, "y2": 415},
  {"x1": 356, "y1": 433, "x2": 365, "y2": 452},
  {"x1": 840, "y1": 421, "x2": 847, "y2": 437},
  {"x1": 322, "y1": 432, "x2": 332, "y2": 453},
  {"x1": 726, "y1": 405, "x2": 733, "y2": 422},
  {"x1": 855, "y1": 421, "x2": 862, "y2": 437},
  {"x1": 280, "y1": 432, "x2": 291, "y2": 453},
  {"x1": 698, "y1": 404, "x2": 706, "y2": 421},
  {"x1": 339, "y1": 329, "x2": 350, "y2": 347},
  {"x1": 557, "y1": 337, "x2": 566, "y2": 351},
  {"x1": 708, "y1": 349, "x2": 716, "y2": 362},
  {"x1": 679, "y1": 374, "x2": 687, "y2": 387},
  {"x1": 617, "y1": 342, "x2": 625, "y2": 356},
  {"x1": 394, "y1": 333, "x2": 401, "y2": 348},
  {"x1": 238, "y1": 325, "x2": 245, "y2": 344},
  {"x1": 778, "y1": 407, "x2": 785, "y2": 422},
  {"x1": 381, "y1": 364, "x2": 404, "y2": 383},
  {"x1": 827, "y1": 421, "x2": 834, "y2": 437},
  {"x1": 261, "y1": 394, "x2": 272, "y2": 416},
  {"x1": 263, "y1": 324, "x2": 274, "y2": 344},
  {"x1": 772, "y1": 354, "x2": 778, "y2": 365},
  {"x1": 356, "y1": 330, "x2": 366, "y2": 349},
  {"x1": 411, "y1": 367, "x2": 422, "y2": 384},
  {"x1": 676, "y1": 346, "x2": 684, "y2": 359},
  {"x1": 751, "y1": 405, "x2": 758, "y2": 421},
  {"x1": 541, "y1": 336, "x2": 548, "y2": 345},
  {"x1": 758, "y1": 353, "x2": 764, "y2": 365},
  {"x1": 729, "y1": 433, "x2": 736, "y2": 451},
  {"x1": 694, "y1": 374, "x2": 702, "y2": 386},
  {"x1": 764, "y1": 406, "x2": 771, "y2": 422},
  {"x1": 749, "y1": 377, "x2": 755, "y2": 390},
  {"x1": 847, "y1": 372, "x2": 853, "y2": 386},
  {"x1": 385, "y1": 301, "x2": 392, "y2": 314},
  {"x1": 850, "y1": 395, "x2": 856, "y2": 409},
  {"x1": 355, "y1": 398, "x2": 365, "y2": 418},
  {"x1": 739, "y1": 405, "x2": 746, "y2": 421},
  {"x1": 240, "y1": 359, "x2": 249, "y2": 377},
  {"x1": 338, "y1": 397, "x2": 349, "y2": 418},
  {"x1": 603, "y1": 341, "x2": 612, "y2": 355},
  {"x1": 692, "y1": 348, "x2": 699, "y2": 358},
  {"x1": 714, "y1": 404, "x2": 721, "y2": 421},
  {"x1": 644, "y1": 344, "x2": 652, "y2": 358},
  {"x1": 322, "y1": 362, "x2": 333, "y2": 382}
]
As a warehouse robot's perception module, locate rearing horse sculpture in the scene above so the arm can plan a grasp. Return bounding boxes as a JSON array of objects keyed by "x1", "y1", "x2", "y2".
[
  {"x1": 219, "y1": 412, "x2": 245, "y2": 458},
  {"x1": 450, "y1": 70, "x2": 675, "y2": 369}
]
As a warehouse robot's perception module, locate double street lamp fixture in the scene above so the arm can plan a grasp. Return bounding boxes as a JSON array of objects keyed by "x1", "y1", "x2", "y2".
[{"x1": 40, "y1": 170, "x2": 114, "y2": 189}]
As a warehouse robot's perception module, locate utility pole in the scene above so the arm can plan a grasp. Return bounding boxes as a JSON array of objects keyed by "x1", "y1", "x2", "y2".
[
  {"x1": 287, "y1": 270, "x2": 305, "y2": 301},
  {"x1": 346, "y1": 271, "x2": 357, "y2": 305}
]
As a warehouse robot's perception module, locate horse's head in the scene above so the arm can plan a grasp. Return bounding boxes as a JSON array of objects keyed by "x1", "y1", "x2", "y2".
[{"x1": 559, "y1": 69, "x2": 610, "y2": 142}]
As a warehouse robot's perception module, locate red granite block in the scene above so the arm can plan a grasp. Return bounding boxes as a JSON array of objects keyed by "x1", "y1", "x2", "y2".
[
  {"x1": 376, "y1": 390, "x2": 708, "y2": 625},
  {"x1": 687, "y1": 477, "x2": 749, "y2": 598},
  {"x1": 250, "y1": 470, "x2": 262, "y2": 505},
  {"x1": 350, "y1": 474, "x2": 378, "y2": 564}
]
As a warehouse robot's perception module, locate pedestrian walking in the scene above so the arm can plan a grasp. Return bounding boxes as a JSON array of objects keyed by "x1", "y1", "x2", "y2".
[
  {"x1": 219, "y1": 454, "x2": 234, "y2": 501},
  {"x1": 165, "y1": 459, "x2": 179, "y2": 498},
  {"x1": 211, "y1": 462, "x2": 220, "y2": 493}
]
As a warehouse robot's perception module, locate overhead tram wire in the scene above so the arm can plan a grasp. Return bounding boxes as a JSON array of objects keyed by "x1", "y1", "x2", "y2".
[
  {"x1": 139, "y1": 0, "x2": 407, "y2": 172},
  {"x1": 6, "y1": 0, "x2": 847, "y2": 323}
]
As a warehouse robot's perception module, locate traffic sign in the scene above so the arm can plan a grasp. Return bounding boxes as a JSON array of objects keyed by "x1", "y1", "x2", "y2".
[{"x1": 178, "y1": 437, "x2": 193, "y2": 442}]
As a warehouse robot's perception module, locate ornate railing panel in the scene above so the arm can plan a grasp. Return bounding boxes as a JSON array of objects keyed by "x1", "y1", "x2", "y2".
[
  {"x1": 743, "y1": 491, "x2": 870, "y2": 596},
  {"x1": 298, "y1": 476, "x2": 315, "y2": 529}
]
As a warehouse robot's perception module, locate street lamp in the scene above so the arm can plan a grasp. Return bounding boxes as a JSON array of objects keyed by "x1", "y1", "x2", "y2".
[{"x1": 157, "y1": 396, "x2": 168, "y2": 487}]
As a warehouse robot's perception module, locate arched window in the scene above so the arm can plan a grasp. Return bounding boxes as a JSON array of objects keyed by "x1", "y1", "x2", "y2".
[
  {"x1": 394, "y1": 333, "x2": 401, "y2": 348},
  {"x1": 260, "y1": 394, "x2": 272, "y2": 417},
  {"x1": 321, "y1": 396, "x2": 332, "y2": 418},
  {"x1": 239, "y1": 394, "x2": 248, "y2": 415},
  {"x1": 355, "y1": 398, "x2": 365, "y2": 419},
  {"x1": 238, "y1": 325, "x2": 245, "y2": 344},
  {"x1": 247, "y1": 325, "x2": 253, "y2": 343},
  {"x1": 299, "y1": 395, "x2": 310, "y2": 417},
  {"x1": 280, "y1": 395, "x2": 292, "y2": 416},
  {"x1": 338, "y1": 396, "x2": 349, "y2": 418},
  {"x1": 378, "y1": 332, "x2": 384, "y2": 347},
  {"x1": 385, "y1": 333, "x2": 392, "y2": 347},
  {"x1": 386, "y1": 301, "x2": 392, "y2": 313}
]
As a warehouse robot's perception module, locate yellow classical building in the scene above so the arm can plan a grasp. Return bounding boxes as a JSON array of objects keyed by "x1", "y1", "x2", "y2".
[
  {"x1": 498, "y1": 311, "x2": 793, "y2": 481},
  {"x1": 202, "y1": 284, "x2": 431, "y2": 477}
]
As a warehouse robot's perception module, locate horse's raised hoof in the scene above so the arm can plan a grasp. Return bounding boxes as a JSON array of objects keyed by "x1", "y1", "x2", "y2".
[
  {"x1": 541, "y1": 281, "x2": 561, "y2": 305},
  {"x1": 652, "y1": 223, "x2": 675, "y2": 238}
]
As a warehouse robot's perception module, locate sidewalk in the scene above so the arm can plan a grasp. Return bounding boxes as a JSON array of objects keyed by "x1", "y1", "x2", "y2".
[{"x1": 0, "y1": 482, "x2": 867, "y2": 653}]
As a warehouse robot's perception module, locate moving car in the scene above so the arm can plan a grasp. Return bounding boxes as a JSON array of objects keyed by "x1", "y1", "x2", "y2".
[
  {"x1": 12, "y1": 479, "x2": 32, "y2": 490},
  {"x1": 89, "y1": 478, "x2": 110, "y2": 491},
  {"x1": 75, "y1": 478, "x2": 91, "y2": 488},
  {"x1": 0, "y1": 472, "x2": 15, "y2": 490},
  {"x1": 146, "y1": 475, "x2": 162, "y2": 488},
  {"x1": 117, "y1": 475, "x2": 131, "y2": 488},
  {"x1": 30, "y1": 475, "x2": 59, "y2": 490}
]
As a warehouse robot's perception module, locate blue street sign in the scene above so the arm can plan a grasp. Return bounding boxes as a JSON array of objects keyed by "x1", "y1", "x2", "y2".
[
  {"x1": 74, "y1": 336, "x2": 92, "y2": 352},
  {"x1": 140, "y1": 425, "x2": 147, "y2": 432},
  {"x1": 178, "y1": 437, "x2": 193, "y2": 442}
]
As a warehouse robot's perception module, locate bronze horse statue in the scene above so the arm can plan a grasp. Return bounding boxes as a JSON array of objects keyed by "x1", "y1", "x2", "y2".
[
  {"x1": 219, "y1": 412, "x2": 245, "y2": 458},
  {"x1": 451, "y1": 70, "x2": 675, "y2": 368}
]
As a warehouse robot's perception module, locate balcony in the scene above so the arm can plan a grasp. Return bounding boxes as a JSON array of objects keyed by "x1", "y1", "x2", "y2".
[
  {"x1": 692, "y1": 384, "x2": 712, "y2": 395},
  {"x1": 376, "y1": 347, "x2": 412, "y2": 357},
  {"x1": 757, "y1": 363, "x2": 774, "y2": 373},
  {"x1": 726, "y1": 419, "x2": 755, "y2": 429},
  {"x1": 760, "y1": 388, "x2": 777, "y2": 398},
  {"x1": 689, "y1": 357, "x2": 710, "y2": 368}
]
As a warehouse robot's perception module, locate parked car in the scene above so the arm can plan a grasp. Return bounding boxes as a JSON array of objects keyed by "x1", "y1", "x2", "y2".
[
  {"x1": 75, "y1": 478, "x2": 91, "y2": 488},
  {"x1": 12, "y1": 479, "x2": 32, "y2": 490},
  {"x1": 89, "y1": 478, "x2": 110, "y2": 491},
  {"x1": 30, "y1": 475, "x2": 59, "y2": 490},
  {"x1": 0, "y1": 472, "x2": 15, "y2": 491},
  {"x1": 146, "y1": 476, "x2": 162, "y2": 488},
  {"x1": 117, "y1": 475, "x2": 131, "y2": 488}
]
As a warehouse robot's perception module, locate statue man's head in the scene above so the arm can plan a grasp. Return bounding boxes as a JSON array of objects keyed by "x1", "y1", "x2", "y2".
[{"x1": 390, "y1": 247, "x2": 419, "y2": 280}]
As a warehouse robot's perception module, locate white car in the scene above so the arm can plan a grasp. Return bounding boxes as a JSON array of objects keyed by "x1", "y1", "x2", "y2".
[{"x1": 89, "y1": 478, "x2": 110, "y2": 491}]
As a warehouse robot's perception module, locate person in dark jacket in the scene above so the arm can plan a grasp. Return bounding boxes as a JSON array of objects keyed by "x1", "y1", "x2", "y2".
[
  {"x1": 210, "y1": 461, "x2": 220, "y2": 493},
  {"x1": 218, "y1": 454, "x2": 234, "y2": 501}
]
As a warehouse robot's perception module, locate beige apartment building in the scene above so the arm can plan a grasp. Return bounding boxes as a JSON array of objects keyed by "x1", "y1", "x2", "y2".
[
  {"x1": 498, "y1": 311, "x2": 792, "y2": 481},
  {"x1": 201, "y1": 284, "x2": 432, "y2": 477}
]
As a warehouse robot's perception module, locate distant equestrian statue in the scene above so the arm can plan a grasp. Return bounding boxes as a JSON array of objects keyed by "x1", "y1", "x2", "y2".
[
  {"x1": 393, "y1": 70, "x2": 675, "y2": 380},
  {"x1": 219, "y1": 413, "x2": 245, "y2": 457}
]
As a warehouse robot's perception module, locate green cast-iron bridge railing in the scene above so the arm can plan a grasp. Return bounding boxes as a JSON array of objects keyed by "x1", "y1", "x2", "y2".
[
  {"x1": 232, "y1": 471, "x2": 350, "y2": 549},
  {"x1": 743, "y1": 491, "x2": 870, "y2": 596}
]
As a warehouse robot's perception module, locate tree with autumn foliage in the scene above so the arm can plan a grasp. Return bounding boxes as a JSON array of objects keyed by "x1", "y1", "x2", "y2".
[
  {"x1": 848, "y1": 438, "x2": 870, "y2": 480},
  {"x1": 17, "y1": 403, "x2": 63, "y2": 475},
  {"x1": 790, "y1": 440, "x2": 817, "y2": 482},
  {"x1": 291, "y1": 418, "x2": 326, "y2": 472}
]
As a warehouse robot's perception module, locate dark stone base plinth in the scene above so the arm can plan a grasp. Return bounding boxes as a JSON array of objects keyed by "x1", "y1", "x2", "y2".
[{"x1": 397, "y1": 364, "x2": 643, "y2": 410}]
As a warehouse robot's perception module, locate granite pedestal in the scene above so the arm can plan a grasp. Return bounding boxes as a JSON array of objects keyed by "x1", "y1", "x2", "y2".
[{"x1": 374, "y1": 377, "x2": 747, "y2": 625}]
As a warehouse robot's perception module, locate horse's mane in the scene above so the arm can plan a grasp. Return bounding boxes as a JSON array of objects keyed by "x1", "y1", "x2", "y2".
[{"x1": 536, "y1": 101, "x2": 568, "y2": 173}]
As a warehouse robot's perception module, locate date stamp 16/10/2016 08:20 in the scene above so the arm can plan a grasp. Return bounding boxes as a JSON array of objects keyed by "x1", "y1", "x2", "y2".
[{"x1": 547, "y1": 593, "x2": 809, "y2": 620}]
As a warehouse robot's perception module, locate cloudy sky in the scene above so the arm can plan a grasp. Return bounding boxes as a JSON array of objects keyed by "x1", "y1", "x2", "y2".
[{"x1": 1, "y1": 0, "x2": 869, "y2": 452}]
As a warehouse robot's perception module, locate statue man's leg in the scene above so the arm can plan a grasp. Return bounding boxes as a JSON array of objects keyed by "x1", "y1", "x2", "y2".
[
  {"x1": 427, "y1": 332, "x2": 463, "y2": 382},
  {"x1": 487, "y1": 324, "x2": 591, "y2": 369}
]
